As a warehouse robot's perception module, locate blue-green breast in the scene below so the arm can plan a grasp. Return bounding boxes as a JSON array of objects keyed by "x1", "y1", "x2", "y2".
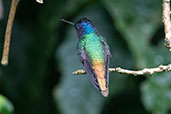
[{"x1": 82, "y1": 33, "x2": 105, "y2": 62}]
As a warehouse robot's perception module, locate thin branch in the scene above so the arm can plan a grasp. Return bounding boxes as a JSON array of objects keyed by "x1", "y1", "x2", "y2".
[
  {"x1": 163, "y1": 0, "x2": 171, "y2": 51},
  {"x1": 1, "y1": 0, "x2": 20, "y2": 66},
  {"x1": 73, "y1": 64, "x2": 171, "y2": 76}
]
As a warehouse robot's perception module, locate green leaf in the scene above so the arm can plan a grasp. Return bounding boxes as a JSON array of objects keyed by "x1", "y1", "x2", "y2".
[{"x1": 0, "y1": 95, "x2": 14, "y2": 114}]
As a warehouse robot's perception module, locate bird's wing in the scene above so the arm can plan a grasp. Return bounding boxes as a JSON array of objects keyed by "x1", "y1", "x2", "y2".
[
  {"x1": 77, "y1": 41, "x2": 100, "y2": 90},
  {"x1": 100, "y1": 36, "x2": 111, "y2": 86},
  {"x1": 100, "y1": 36, "x2": 111, "y2": 56}
]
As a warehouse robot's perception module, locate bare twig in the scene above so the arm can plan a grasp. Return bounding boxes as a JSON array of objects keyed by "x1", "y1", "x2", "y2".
[
  {"x1": 36, "y1": 0, "x2": 44, "y2": 4},
  {"x1": 163, "y1": 0, "x2": 171, "y2": 51},
  {"x1": 72, "y1": 64, "x2": 171, "y2": 76},
  {"x1": 1, "y1": 0, "x2": 20, "y2": 65}
]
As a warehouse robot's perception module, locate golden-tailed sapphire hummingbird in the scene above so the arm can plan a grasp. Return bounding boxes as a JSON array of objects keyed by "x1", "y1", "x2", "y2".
[{"x1": 61, "y1": 18, "x2": 111, "y2": 97}]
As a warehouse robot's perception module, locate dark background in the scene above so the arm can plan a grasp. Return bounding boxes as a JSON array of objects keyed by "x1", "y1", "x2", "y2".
[{"x1": 0, "y1": 0, "x2": 171, "y2": 114}]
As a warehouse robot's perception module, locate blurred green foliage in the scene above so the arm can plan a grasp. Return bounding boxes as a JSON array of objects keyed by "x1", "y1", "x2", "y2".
[
  {"x1": 0, "y1": 0, "x2": 171, "y2": 114},
  {"x1": 0, "y1": 94, "x2": 13, "y2": 114}
]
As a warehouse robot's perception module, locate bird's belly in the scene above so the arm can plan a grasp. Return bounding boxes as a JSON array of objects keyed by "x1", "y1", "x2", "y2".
[
  {"x1": 92, "y1": 61, "x2": 106, "y2": 91},
  {"x1": 85, "y1": 43, "x2": 107, "y2": 91},
  {"x1": 86, "y1": 43, "x2": 104, "y2": 60}
]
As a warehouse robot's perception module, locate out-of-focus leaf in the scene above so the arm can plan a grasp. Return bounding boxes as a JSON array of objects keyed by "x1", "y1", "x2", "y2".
[
  {"x1": 140, "y1": 43, "x2": 171, "y2": 114},
  {"x1": 102, "y1": 0, "x2": 162, "y2": 68},
  {"x1": 0, "y1": 95, "x2": 14, "y2": 114},
  {"x1": 54, "y1": 4, "x2": 136, "y2": 114},
  {"x1": 141, "y1": 72, "x2": 171, "y2": 114}
]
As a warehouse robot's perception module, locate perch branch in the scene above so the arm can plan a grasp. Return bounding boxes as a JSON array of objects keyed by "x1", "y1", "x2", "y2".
[
  {"x1": 163, "y1": 0, "x2": 171, "y2": 51},
  {"x1": 1, "y1": 0, "x2": 20, "y2": 66},
  {"x1": 73, "y1": 64, "x2": 171, "y2": 76}
]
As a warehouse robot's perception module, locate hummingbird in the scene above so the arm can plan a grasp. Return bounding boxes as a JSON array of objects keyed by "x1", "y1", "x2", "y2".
[{"x1": 60, "y1": 18, "x2": 111, "y2": 97}]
